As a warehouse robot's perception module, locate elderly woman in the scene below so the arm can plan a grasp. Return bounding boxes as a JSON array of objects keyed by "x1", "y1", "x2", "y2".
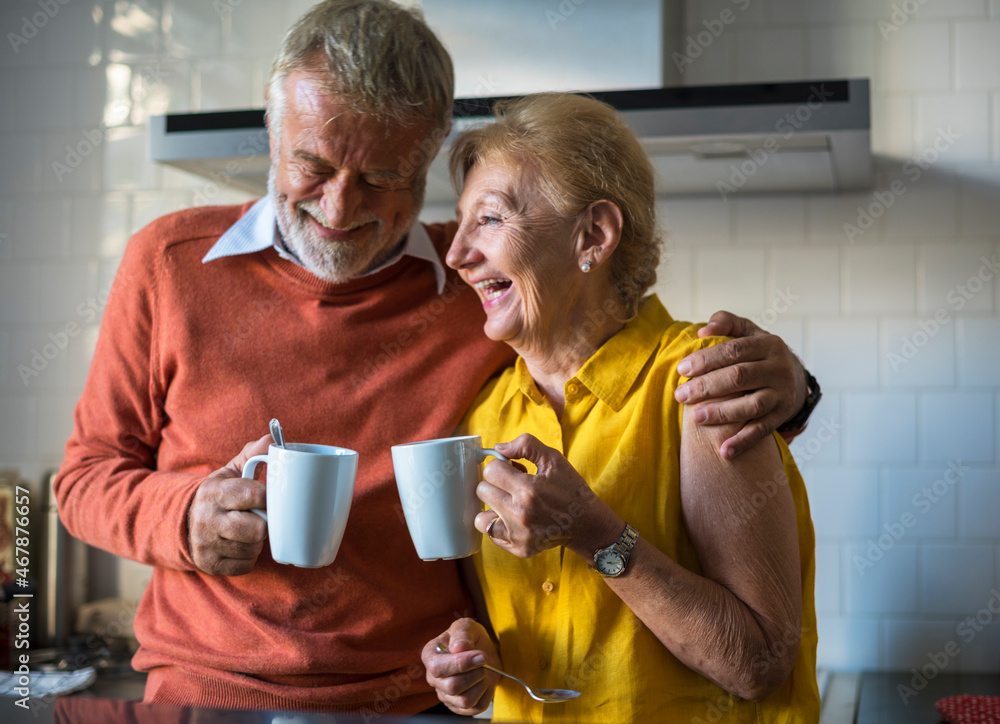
[{"x1": 421, "y1": 93, "x2": 819, "y2": 723}]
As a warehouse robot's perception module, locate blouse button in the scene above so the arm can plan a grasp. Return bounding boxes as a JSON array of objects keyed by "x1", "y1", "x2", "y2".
[
  {"x1": 567, "y1": 382, "x2": 578, "y2": 395},
  {"x1": 541, "y1": 580, "x2": 555, "y2": 593}
]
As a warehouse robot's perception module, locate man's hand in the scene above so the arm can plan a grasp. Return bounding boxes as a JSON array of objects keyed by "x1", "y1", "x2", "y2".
[
  {"x1": 675, "y1": 311, "x2": 807, "y2": 460},
  {"x1": 422, "y1": 618, "x2": 500, "y2": 716},
  {"x1": 188, "y1": 434, "x2": 271, "y2": 576}
]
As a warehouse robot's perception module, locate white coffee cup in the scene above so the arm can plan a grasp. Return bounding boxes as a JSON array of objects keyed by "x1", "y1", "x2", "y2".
[
  {"x1": 242, "y1": 443, "x2": 358, "y2": 568},
  {"x1": 391, "y1": 435, "x2": 508, "y2": 561}
]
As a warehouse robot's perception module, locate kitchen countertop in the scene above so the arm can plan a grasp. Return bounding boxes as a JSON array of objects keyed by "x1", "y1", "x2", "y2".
[{"x1": 856, "y1": 671, "x2": 1000, "y2": 723}]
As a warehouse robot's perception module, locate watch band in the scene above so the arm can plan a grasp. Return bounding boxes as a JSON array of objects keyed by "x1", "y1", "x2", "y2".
[{"x1": 777, "y1": 368, "x2": 822, "y2": 433}]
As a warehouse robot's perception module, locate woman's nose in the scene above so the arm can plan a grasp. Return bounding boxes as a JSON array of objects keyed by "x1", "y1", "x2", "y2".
[
  {"x1": 320, "y1": 174, "x2": 363, "y2": 228},
  {"x1": 445, "y1": 224, "x2": 480, "y2": 270}
]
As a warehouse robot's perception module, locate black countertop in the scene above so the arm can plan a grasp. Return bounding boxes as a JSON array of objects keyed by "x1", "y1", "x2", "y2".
[{"x1": 857, "y1": 671, "x2": 1000, "y2": 723}]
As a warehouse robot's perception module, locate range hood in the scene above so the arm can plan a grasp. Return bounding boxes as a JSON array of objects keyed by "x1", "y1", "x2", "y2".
[{"x1": 149, "y1": 78, "x2": 872, "y2": 200}]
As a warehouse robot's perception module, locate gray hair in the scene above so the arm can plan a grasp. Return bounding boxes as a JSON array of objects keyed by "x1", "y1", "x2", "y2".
[{"x1": 267, "y1": 0, "x2": 454, "y2": 146}]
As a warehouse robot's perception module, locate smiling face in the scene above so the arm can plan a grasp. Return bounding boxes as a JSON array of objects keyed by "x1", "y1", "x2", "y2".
[
  {"x1": 446, "y1": 159, "x2": 585, "y2": 352},
  {"x1": 267, "y1": 71, "x2": 435, "y2": 284}
]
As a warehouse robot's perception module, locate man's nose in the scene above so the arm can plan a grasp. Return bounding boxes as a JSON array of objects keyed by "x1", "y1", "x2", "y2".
[{"x1": 319, "y1": 174, "x2": 363, "y2": 228}]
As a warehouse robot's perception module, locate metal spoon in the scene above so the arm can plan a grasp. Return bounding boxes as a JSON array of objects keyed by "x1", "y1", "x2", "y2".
[
  {"x1": 269, "y1": 418, "x2": 286, "y2": 449},
  {"x1": 435, "y1": 643, "x2": 580, "y2": 703}
]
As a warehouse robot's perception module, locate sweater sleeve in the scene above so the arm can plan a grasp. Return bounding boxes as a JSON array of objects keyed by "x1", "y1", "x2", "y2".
[{"x1": 53, "y1": 222, "x2": 202, "y2": 572}]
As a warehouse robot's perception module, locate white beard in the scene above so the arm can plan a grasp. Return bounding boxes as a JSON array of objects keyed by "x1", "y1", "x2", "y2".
[{"x1": 268, "y1": 163, "x2": 415, "y2": 284}]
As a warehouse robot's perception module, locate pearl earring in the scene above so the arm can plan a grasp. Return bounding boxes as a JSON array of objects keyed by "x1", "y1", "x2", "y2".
[{"x1": 581, "y1": 260, "x2": 592, "y2": 273}]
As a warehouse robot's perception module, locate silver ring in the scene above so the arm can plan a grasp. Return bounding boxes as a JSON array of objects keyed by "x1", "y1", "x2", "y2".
[{"x1": 486, "y1": 516, "x2": 500, "y2": 539}]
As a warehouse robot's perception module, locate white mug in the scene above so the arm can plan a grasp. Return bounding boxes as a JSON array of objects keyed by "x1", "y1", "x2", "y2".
[
  {"x1": 242, "y1": 443, "x2": 358, "y2": 568},
  {"x1": 391, "y1": 435, "x2": 508, "y2": 561}
]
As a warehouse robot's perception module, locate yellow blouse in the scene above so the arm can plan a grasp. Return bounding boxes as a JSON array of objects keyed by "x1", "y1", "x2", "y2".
[{"x1": 463, "y1": 296, "x2": 819, "y2": 723}]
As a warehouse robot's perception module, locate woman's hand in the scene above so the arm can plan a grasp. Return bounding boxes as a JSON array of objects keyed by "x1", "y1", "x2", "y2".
[
  {"x1": 475, "y1": 433, "x2": 623, "y2": 559},
  {"x1": 422, "y1": 618, "x2": 500, "y2": 716}
]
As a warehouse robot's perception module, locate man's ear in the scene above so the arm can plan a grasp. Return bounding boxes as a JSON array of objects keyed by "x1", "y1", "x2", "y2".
[{"x1": 577, "y1": 199, "x2": 623, "y2": 269}]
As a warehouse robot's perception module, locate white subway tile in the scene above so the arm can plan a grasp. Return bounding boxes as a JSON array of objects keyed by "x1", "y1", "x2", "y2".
[
  {"x1": 919, "y1": 392, "x2": 994, "y2": 463},
  {"x1": 957, "y1": 469, "x2": 1000, "y2": 538},
  {"x1": 913, "y1": 0, "x2": 990, "y2": 18},
  {"x1": 808, "y1": 192, "x2": 887, "y2": 245},
  {"x1": 131, "y1": 192, "x2": 188, "y2": 235},
  {"x1": 814, "y1": 543, "x2": 841, "y2": 614},
  {"x1": 958, "y1": 612, "x2": 1000, "y2": 671},
  {"x1": 993, "y1": 0, "x2": 1000, "y2": 17},
  {"x1": 0, "y1": 3, "x2": 45, "y2": 66},
  {"x1": 658, "y1": 197, "x2": 731, "y2": 247},
  {"x1": 806, "y1": 466, "x2": 880, "y2": 539},
  {"x1": 958, "y1": 319, "x2": 1000, "y2": 386},
  {"x1": 41, "y1": 0, "x2": 102, "y2": 66},
  {"x1": 789, "y1": 395, "x2": 842, "y2": 465},
  {"x1": 197, "y1": 58, "x2": 256, "y2": 112},
  {"x1": 228, "y1": 2, "x2": 283, "y2": 56},
  {"x1": 0, "y1": 395, "x2": 37, "y2": 459},
  {"x1": 920, "y1": 544, "x2": 996, "y2": 613},
  {"x1": 734, "y1": 29, "x2": 807, "y2": 83},
  {"x1": 845, "y1": 542, "x2": 917, "y2": 613},
  {"x1": 73, "y1": 67, "x2": 107, "y2": 131},
  {"x1": 164, "y1": 0, "x2": 223, "y2": 58},
  {"x1": 283, "y1": 0, "x2": 321, "y2": 31},
  {"x1": 772, "y1": 248, "x2": 840, "y2": 316},
  {"x1": 960, "y1": 177, "x2": 1000, "y2": 236},
  {"x1": 694, "y1": 248, "x2": 766, "y2": 321},
  {"x1": 734, "y1": 196, "x2": 806, "y2": 245},
  {"x1": 0, "y1": 72, "x2": 13, "y2": 134},
  {"x1": 103, "y1": 127, "x2": 160, "y2": 191},
  {"x1": 816, "y1": 615, "x2": 880, "y2": 670},
  {"x1": 956, "y1": 21, "x2": 1000, "y2": 90},
  {"x1": 882, "y1": 467, "x2": 958, "y2": 539},
  {"x1": 35, "y1": 394, "x2": 78, "y2": 459},
  {"x1": 915, "y1": 95, "x2": 991, "y2": 167},
  {"x1": 805, "y1": 318, "x2": 879, "y2": 388},
  {"x1": 687, "y1": 0, "x2": 766, "y2": 27},
  {"x1": 118, "y1": 558, "x2": 154, "y2": 601},
  {"x1": 844, "y1": 246, "x2": 917, "y2": 314},
  {"x1": 882, "y1": 618, "x2": 964, "y2": 670},
  {"x1": 844, "y1": 392, "x2": 917, "y2": 463},
  {"x1": 655, "y1": 247, "x2": 694, "y2": 322},
  {"x1": 920, "y1": 242, "x2": 996, "y2": 312},
  {"x1": 0, "y1": 263, "x2": 39, "y2": 326},
  {"x1": 8, "y1": 329, "x2": 70, "y2": 392},
  {"x1": 43, "y1": 131, "x2": 104, "y2": 193},
  {"x1": 0, "y1": 331, "x2": 10, "y2": 391},
  {"x1": 70, "y1": 194, "x2": 130, "y2": 259},
  {"x1": 871, "y1": 94, "x2": 915, "y2": 160},
  {"x1": 675, "y1": 31, "x2": 733, "y2": 85},
  {"x1": 0, "y1": 135, "x2": 43, "y2": 196},
  {"x1": 807, "y1": 25, "x2": 877, "y2": 88},
  {"x1": 12, "y1": 195, "x2": 71, "y2": 260},
  {"x1": 36, "y1": 262, "x2": 100, "y2": 325},
  {"x1": 995, "y1": 94, "x2": 1000, "y2": 164},
  {"x1": 881, "y1": 316, "x2": 956, "y2": 387},
  {"x1": 107, "y1": 0, "x2": 162, "y2": 60},
  {"x1": 881, "y1": 176, "x2": 959, "y2": 240},
  {"x1": 131, "y1": 59, "x2": 187, "y2": 125},
  {"x1": 762, "y1": 318, "x2": 803, "y2": 353},
  {"x1": 66, "y1": 325, "x2": 99, "y2": 392},
  {"x1": 879, "y1": 22, "x2": 951, "y2": 92},
  {"x1": 14, "y1": 67, "x2": 74, "y2": 132}
]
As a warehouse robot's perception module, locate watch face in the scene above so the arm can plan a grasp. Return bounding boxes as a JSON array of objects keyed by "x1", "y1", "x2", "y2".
[{"x1": 596, "y1": 550, "x2": 625, "y2": 576}]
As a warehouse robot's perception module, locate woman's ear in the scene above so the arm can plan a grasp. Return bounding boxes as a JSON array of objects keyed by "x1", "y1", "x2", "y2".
[{"x1": 577, "y1": 200, "x2": 624, "y2": 269}]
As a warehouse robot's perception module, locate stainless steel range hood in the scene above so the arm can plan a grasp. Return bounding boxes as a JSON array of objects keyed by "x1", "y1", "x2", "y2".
[{"x1": 149, "y1": 78, "x2": 872, "y2": 200}]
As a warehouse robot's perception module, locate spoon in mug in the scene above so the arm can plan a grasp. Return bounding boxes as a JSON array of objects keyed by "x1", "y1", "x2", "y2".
[
  {"x1": 269, "y1": 418, "x2": 286, "y2": 449},
  {"x1": 435, "y1": 643, "x2": 581, "y2": 703}
]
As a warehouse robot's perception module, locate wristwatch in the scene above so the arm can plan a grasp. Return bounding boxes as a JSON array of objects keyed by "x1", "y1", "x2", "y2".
[
  {"x1": 777, "y1": 368, "x2": 822, "y2": 434},
  {"x1": 592, "y1": 523, "x2": 639, "y2": 578}
]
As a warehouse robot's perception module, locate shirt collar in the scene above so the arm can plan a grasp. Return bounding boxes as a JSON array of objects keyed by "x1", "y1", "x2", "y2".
[
  {"x1": 499, "y1": 295, "x2": 674, "y2": 414},
  {"x1": 202, "y1": 196, "x2": 447, "y2": 293}
]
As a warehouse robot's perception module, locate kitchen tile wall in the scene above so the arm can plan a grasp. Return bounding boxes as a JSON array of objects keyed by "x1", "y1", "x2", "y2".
[{"x1": 0, "y1": 0, "x2": 998, "y2": 673}]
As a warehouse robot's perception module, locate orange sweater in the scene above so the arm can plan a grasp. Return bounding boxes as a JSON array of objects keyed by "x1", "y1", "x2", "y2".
[{"x1": 54, "y1": 202, "x2": 514, "y2": 715}]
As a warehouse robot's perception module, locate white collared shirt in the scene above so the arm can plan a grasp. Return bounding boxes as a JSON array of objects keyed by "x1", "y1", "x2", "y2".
[{"x1": 202, "y1": 196, "x2": 447, "y2": 292}]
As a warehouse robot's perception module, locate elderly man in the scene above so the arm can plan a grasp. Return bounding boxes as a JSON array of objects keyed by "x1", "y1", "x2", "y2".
[{"x1": 54, "y1": 0, "x2": 815, "y2": 716}]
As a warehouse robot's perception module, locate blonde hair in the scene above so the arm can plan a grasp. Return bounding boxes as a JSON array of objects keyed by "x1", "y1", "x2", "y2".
[
  {"x1": 450, "y1": 93, "x2": 661, "y2": 318},
  {"x1": 267, "y1": 0, "x2": 454, "y2": 147}
]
